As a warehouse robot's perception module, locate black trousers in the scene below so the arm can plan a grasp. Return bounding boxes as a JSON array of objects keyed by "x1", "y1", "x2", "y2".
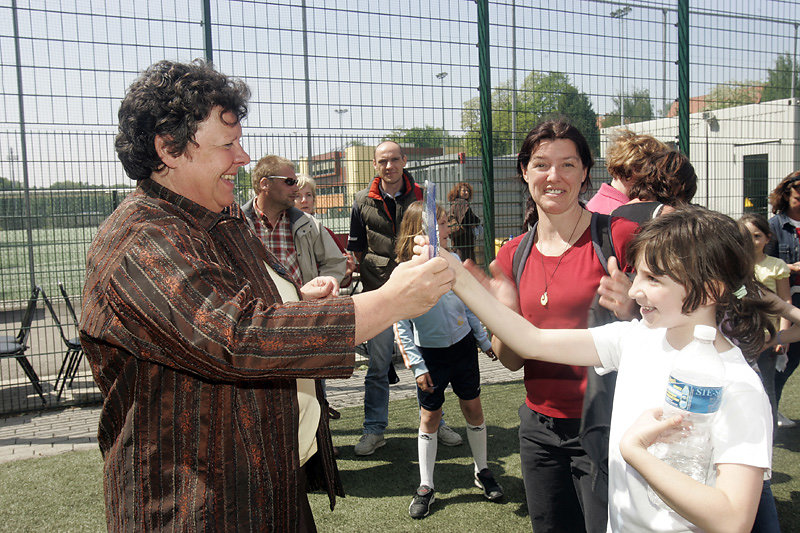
[{"x1": 518, "y1": 404, "x2": 607, "y2": 533}]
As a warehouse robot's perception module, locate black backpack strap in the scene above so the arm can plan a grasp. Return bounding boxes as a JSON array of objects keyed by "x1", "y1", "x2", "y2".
[
  {"x1": 590, "y1": 212, "x2": 616, "y2": 275},
  {"x1": 511, "y1": 223, "x2": 536, "y2": 287}
]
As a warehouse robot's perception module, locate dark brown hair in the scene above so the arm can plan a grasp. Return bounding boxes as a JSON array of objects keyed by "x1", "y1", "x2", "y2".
[
  {"x1": 738, "y1": 213, "x2": 772, "y2": 242},
  {"x1": 627, "y1": 205, "x2": 776, "y2": 358},
  {"x1": 517, "y1": 119, "x2": 593, "y2": 229},
  {"x1": 769, "y1": 170, "x2": 800, "y2": 214},
  {"x1": 115, "y1": 60, "x2": 250, "y2": 181},
  {"x1": 447, "y1": 182, "x2": 473, "y2": 202},
  {"x1": 628, "y1": 149, "x2": 697, "y2": 205}
]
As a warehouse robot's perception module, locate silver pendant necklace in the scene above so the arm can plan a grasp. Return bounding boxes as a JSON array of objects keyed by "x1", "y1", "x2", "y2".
[{"x1": 539, "y1": 211, "x2": 585, "y2": 307}]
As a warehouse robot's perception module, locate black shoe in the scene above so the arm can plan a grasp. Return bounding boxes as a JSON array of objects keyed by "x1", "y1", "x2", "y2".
[
  {"x1": 474, "y1": 468, "x2": 504, "y2": 501},
  {"x1": 328, "y1": 406, "x2": 341, "y2": 420},
  {"x1": 388, "y1": 364, "x2": 400, "y2": 385},
  {"x1": 409, "y1": 485, "x2": 435, "y2": 519}
]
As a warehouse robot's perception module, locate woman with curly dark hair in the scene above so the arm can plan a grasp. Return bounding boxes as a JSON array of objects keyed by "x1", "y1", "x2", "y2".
[
  {"x1": 447, "y1": 181, "x2": 481, "y2": 262},
  {"x1": 765, "y1": 169, "x2": 800, "y2": 428}
]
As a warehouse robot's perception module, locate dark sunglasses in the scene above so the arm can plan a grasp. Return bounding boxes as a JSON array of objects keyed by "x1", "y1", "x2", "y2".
[{"x1": 266, "y1": 175, "x2": 299, "y2": 186}]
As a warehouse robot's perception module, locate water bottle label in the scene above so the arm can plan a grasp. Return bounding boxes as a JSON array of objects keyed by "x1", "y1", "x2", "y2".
[{"x1": 664, "y1": 376, "x2": 723, "y2": 414}]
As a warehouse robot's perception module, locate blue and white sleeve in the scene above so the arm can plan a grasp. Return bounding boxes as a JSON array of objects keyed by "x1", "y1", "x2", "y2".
[{"x1": 393, "y1": 320, "x2": 428, "y2": 377}]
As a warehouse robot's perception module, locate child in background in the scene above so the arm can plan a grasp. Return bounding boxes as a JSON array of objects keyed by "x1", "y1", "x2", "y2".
[
  {"x1": 739, "y1": 213, "x2": 791, "y2": 427},
  {"x1": 436, "y1": 206, "x2": 774, "y2": 532},
  {"x1": 394, "y1": 201, "x2": 502, "y2": 520}
]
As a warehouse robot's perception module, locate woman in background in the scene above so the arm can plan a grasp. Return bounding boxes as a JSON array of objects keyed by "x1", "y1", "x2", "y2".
[{"x1": 447, "y1": 182, "x2": 481, "y2": 262}]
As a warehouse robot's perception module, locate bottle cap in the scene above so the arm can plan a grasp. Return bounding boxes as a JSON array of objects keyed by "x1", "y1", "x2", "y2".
[{"x1": 693, "y1": 324, "x2": 717, "y2": 342}]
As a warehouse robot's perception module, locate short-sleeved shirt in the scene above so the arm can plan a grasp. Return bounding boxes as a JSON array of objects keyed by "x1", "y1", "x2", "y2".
[
  {"x1": 586, "y1": 183, "x2": 630, "y2": 215},
  {"x1": 591, "y1": 320, "x2": 772, "y2": 532},
  {"x1": 494, "y1": 216, "x2": 639, "y2": 418}
]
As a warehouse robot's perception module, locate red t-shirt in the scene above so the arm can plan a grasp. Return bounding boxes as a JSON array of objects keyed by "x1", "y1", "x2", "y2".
[{"x1": 495, "y1": 216, "x2": 639, "y2": 418}]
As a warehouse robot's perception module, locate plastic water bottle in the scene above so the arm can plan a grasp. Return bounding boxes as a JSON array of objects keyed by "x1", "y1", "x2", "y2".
[{"x1": 647, "y1": 324, "x2": 725, "y2": 506}]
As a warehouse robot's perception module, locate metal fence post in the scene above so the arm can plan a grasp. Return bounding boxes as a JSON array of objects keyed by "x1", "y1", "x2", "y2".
[
  {"x1": 12, "y1": 0, "x2": 35, "y2": 292},
  {"x1": 202, "y1": 0, "x2": 213, "y2": 64},
  {"x1": 678, "y1": 0, "x2": 689, "y2": 157},
  {"x1": 477, "y1": 0, "x2": 495, "y2": 264}
]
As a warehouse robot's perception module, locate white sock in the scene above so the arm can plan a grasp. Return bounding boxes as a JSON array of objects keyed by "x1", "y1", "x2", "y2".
[
  {"x1": 418, "y1": 429, "x2": 438, "y2": 488},
  {"x1": 466, "y1": 422, "x2": 488, "y2": 473}
]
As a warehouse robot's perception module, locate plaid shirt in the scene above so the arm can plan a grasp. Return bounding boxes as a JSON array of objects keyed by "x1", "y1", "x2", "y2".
[{"x1": 251, "y1": 200, "x2": 304, "y2": 287}]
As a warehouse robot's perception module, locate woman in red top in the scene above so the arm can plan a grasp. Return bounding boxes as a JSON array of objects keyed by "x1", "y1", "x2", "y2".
[{"x1": 492, "y1": 120, "x2": 638, "y2": 532}]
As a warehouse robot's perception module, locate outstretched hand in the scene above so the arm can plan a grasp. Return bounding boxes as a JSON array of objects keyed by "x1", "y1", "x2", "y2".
[
  {"x1": 597, "y1": 256, "x2": 638, "y2": 320},
  {"x1": 463, "y1": 260, "x2": 521, "y2": 314}
]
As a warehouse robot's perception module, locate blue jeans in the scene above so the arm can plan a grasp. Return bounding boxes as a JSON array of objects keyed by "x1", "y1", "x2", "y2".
[
  {"x1": 363, "y1": 326, "x2": 393, "y2": 434},
  {"x1": 752, "y1": 480, "x2": 781, "y2": 533}
]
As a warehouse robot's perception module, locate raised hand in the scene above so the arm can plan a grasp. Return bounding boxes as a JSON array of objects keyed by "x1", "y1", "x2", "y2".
[{"x1": 597, "y1": 256, "x2": 638, "y2": 320}]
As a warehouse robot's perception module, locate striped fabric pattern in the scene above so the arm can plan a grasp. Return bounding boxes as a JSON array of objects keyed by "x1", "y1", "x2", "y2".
[{"x1": 80, "y1": 179, "x2": 355, "y2": 531}]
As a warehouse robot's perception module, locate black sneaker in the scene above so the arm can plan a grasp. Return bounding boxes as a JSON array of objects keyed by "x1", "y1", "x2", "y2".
[
  {"x1": 409, "y1": 485, "x2": 435, "y2": 519},
  {"x1": 474, "y1": 468, "x2": 504, "y2": 501}
]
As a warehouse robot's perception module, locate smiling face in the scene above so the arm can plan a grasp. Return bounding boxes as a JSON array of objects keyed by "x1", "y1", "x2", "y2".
[
  {"x1": 162, "y1": 108, "x2": 250, "y2": 213},
  {"x1": 522, "y1": 139, "x2": 588, "y2": 215},
  {"x1": 628, "y1": 256, "x2": 693, "y2": 333}
]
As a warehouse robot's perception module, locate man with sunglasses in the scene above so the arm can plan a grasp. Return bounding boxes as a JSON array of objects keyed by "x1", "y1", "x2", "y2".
[{"x1": 243, "y1": 155, "x2": 346, "y2": 287}]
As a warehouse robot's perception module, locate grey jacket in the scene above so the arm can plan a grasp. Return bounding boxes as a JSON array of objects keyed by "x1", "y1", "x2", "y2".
[{"x1": 241, "y1": 199, "x2": 347, "y2": 284}]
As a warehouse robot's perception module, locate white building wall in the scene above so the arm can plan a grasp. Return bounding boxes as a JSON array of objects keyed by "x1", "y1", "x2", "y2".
[{"x1": 600, "y1": 99, "x2": 800, "y2": 219}]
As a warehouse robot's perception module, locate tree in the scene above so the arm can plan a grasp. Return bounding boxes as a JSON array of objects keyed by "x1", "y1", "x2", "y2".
[
  {"x1": 460, "y1": 71, "x2": 599, "y2": 156},
  {"x1": 0, "y1": 176, "x2": 21, "y2": 190},
  {"x1": 601, "y1": 89, "x2": 654, "y2": 127},
  {"x1": 385, "y1": 126, "x2": 456, "y2": 149},
  {"x1": 49, "y1": 180, "x2": 101, "y2": 189},
  {"x1": 235, "y1": 167, "x2": 252, "y2": 204},
  {"x1": 762, "y1": 53, "x2": 800, "y2": 102},
  {"x1": 704, "y1": 81, "x2": 762, "y2": 111}
]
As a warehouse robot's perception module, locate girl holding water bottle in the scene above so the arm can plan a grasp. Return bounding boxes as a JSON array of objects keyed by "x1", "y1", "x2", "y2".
[{"x1": 430, "y1": 205, "x2": 775, "y2": 532}]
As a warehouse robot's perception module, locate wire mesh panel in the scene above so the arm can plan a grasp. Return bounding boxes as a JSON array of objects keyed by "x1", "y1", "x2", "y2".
[{"x1": 0, "y1": 0, "x2": 799, "y2": 414}]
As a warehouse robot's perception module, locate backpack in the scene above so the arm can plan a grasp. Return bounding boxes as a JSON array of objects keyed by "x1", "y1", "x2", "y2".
[{"x1": 511, "y1": 211, "x2": 619, "y2": 502}]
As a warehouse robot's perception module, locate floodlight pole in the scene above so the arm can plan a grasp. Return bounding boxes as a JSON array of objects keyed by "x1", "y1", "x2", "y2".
[
  {"x1": 435, "y1": 72, "x2": 448, "y2": 156},
  {"x1": 611, "y1": 6, "x2": 632, "y2": 125}
]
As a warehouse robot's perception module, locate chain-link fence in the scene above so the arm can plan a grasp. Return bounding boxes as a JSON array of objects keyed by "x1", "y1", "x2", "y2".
[{"x1": 1, "y1": 0, "x2": 798, "y2": 414}]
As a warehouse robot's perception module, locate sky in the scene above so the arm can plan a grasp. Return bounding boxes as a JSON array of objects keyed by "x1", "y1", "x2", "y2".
[{"x1": 0, "y1": 0, "x2": 798, "y2": 186}]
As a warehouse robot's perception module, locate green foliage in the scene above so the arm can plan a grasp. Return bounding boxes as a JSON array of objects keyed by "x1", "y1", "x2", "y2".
[
  {"x1": 704, "y1": 80, "x2": 762, "y2": 111},
  {"x1": 601, "y1": 89, "x2": 655, "y2": 127},
  {"x1": 50, "y1": 180, "x2": 102, "y2": 190},
  {"x1": 461, "y1": 71, "x2": 600, "y2": 157},
  {"x1": 235, "y1": 167, "x2": 253, "y2": 204},
  {"x1": 0, "y1": 176, "x2": 21, "y2": 190},
  {"x1": 762, "y1": 53, "x2": 800, "y2": 102},
  {"x1": 385, "y1": 125, "x2": 455, "y2": 149}
]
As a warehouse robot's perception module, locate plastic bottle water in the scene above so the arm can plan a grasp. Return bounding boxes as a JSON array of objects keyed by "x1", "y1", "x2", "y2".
[{"x1": 647, "y1": 324, "x2": 725, "y2": 507}]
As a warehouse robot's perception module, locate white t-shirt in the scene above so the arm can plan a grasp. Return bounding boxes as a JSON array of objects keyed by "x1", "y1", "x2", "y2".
[{"x1": 590, "y1": 320, "x2": 772, "y2": 533}]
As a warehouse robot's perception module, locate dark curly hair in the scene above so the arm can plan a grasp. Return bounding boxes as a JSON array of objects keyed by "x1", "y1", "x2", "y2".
[
  {"x1": 447, "y1": 182, "x2": 473, "y2": 202},
  {"x1": 769, "y1": 169, "x2": 800, "y2": 214},
  {"x1": 517, "y1": 119, "x2": 593, "y2": 229},
  {"x1": 115, "y1": 59, "x2": 250, "y2": 181},
  {"x1": 627, "y1": 205, "x2": 776, "y2": 359}
]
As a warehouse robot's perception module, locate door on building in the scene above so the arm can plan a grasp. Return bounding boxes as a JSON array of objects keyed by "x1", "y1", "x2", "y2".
[{"x1": 743, "y1": 154, "x2": 768, "y2": 215}]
